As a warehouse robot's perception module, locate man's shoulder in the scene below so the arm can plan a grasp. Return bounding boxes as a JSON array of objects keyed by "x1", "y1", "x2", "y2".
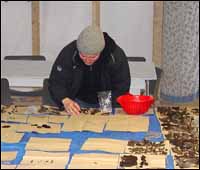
[
  {"x1": 111, "y1": 45, "x2": 127, "y2": 64},
  {"x1": 103, "y1": 32, "x2": 127, "y2": 63}
]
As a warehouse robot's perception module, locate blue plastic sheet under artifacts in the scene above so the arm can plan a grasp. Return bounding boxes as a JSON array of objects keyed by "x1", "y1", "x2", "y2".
[{"x1": 1, "y1": 113, "x2": 174, "y2": 169}]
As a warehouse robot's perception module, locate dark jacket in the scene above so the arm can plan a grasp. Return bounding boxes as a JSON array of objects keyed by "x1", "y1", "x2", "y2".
[{"x1": 49, "y1": 32, "x2": 130, "y2": 108}]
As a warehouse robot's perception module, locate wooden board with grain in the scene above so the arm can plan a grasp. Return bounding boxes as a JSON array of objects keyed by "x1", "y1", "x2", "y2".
[
  {"x1": 81, "y1": 138, "x2": 128, "y2": 153},
  {"x1": 105, "y1": 115, "x2": 149, "y2": 132},
  {"x1": 16, "y1": 151, "x2": 69, "y2": 169},
  {"x1": 68, "y1": 153, "x2": 119, "y2": 169},
  {"x1": 25, "y1": 137, "x2": 71, "y2": 152},
  {"x1": 1, "y1": 151, "x2": 18, "y2": 162}
]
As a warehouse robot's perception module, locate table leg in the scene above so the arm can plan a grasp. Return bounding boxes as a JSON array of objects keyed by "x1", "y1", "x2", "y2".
[{"x1": 145, "y1": 80, "x2": 150, "y2": 96}]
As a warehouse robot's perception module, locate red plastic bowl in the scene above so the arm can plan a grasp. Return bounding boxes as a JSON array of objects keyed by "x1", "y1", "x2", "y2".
[{"x1": 117, "y1": 93, "x2": 154, "y2": 115}]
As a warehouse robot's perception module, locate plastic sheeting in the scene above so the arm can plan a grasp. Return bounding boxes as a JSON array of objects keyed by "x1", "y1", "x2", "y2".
[{"x1": 1, "y1": 113, "x2": 174, "y2": 169}]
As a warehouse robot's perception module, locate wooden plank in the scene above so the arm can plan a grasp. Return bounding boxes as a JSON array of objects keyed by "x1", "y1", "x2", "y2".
[
  {"x1": 105, "y1": 115, "x2": 149, "y2": 132},
  {"x1": 81, "y1": 138, "x2": 128, "y2": 153},
  {"x1": 32, "y1": 1, "x2": 40, "y2": 55},
  {"x1": 68, "y1": 153, "x2": 119, "y2": 169},
  {"x1": 25, "y1": 137, "x2": 71, "y2": 152},
  {"x1": 92, "y1": 1, "x2": 100, "y2": 27},
  {"x1": 1, "y1": 165, "x2": 17, "y2": 169},
  {"x1": 1, "y1": 151, "x2": 18, "y2": 162},
  {"x1": 1, "y1": 132, "x2": 24, "y2": 143},
  {"x1": 152, "y1": 1, "x2": 163, "y2": 67},
  {"x1": 17, "y1": 151, "x2": 69, "y2": 169}
]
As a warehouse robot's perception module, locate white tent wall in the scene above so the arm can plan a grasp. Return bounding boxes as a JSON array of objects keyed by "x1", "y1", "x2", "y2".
[
  {"x1": 1, "y1": 1, "x2": 153, "y2": 94},
  {"x1": 40, "y1": 1, "x2": 91, "y2": 60},
  {"x1": 1, "y1": 1, "x2": 32, "y2": 59},
  {"x1": 101, "y1": 1, "x2": 153, "y2": 61},
  {"x1": 1, "y1": 1, "x2": 153, "y2": 61}
]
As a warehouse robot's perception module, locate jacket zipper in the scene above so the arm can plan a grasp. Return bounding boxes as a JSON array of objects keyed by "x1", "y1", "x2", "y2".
[{"x1": 90, "y1": 66, "x2": 93, "y2": 71}]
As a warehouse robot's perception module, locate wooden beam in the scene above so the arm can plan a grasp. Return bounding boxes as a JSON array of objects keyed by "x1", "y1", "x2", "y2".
[
  {"x1": 92, "y1": 1, "x2": 100, "y2": 27},
  {"x1": 32, "y1": 1, "x2": 40, "y2": 55},
  {"x1": 152, "y1": 1, "x2": 164, "y2": 68}
]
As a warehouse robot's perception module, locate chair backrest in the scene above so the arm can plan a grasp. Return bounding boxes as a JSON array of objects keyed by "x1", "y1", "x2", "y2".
[
  {"x1": 4, "y1": 55, "x2": 46, "y2": 61},
  {"x1": 3, "y1": 55, "x2": 47, "y2": 98},
  {"x1": 1, "y1": 78, "x2": 12, "y2": 105},
  {"x1": 127, "y1": 57, "x2": 146, "y2": 62},
  {"x1": 1, "y1": 78, "x2": 58, "y2": 106},
  {"x1": 42, "y1": 79, "x2": 57, "y2": 106},
  {"x1": 1, "y1": 78, "x2": 56, "y2": 106},
  {"x1": 9, "y1": 89, "x2": 43, "y2": 97},
  {"x1": 149, "y1": 67, "x2": 163, "y2": 100}
]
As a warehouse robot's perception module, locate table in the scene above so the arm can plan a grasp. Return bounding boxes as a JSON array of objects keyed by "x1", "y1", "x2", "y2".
[
  {"x1": 1, "y1": 60, "x2": 157, "y2": 95},
  {"x1": 1, "y1": 106, "x2": 174, "y2": 169},
  {"x1": 1, "y1": 60, "x2": 53, "y2": 88}
]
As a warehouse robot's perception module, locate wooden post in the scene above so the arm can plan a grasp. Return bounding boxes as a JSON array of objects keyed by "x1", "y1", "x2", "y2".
[
  {"x1": 153, "y1": 1, "x2": 163, "y2": 68},
  {"x1": 32, "y1": 1, "x2": 40, "y2": 55},
  {"x1": 92, "y1": 1, "x2": 100, "y2": 27}
]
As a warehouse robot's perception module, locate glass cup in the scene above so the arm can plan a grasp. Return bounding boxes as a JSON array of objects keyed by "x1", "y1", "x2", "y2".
[{"x1": 97, "y1": 91, "x2": 112, "y2": 113}]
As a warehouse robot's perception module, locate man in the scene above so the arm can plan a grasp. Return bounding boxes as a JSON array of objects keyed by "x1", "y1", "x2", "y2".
[{"x1": 49, "y1": 26, "x2": 130, "y2": 115}]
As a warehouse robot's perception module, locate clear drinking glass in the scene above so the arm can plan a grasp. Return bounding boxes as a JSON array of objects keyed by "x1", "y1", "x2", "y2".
[{"x1": 97, "y1": 91, "x2": 112, "y2": 113}]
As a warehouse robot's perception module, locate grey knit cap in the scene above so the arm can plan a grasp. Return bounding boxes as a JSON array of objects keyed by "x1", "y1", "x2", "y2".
[{"x1": 77, "y1": 26, "x2": 105, "y2": 55}]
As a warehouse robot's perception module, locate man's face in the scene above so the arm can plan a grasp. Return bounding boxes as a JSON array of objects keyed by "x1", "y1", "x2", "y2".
[{"x1": 79, "y1": 53, "x2": 100, "y2": 66}]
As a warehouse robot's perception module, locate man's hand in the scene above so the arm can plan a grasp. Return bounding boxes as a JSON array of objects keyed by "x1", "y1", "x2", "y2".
[{"x1": 62, "y1": 97, "x2": 80, "y2": 115}]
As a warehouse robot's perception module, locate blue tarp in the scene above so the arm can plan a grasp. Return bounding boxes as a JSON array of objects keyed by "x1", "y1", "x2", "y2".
[{"x1": 1, "y1": 113, "x2": 174, "y2": 169}]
